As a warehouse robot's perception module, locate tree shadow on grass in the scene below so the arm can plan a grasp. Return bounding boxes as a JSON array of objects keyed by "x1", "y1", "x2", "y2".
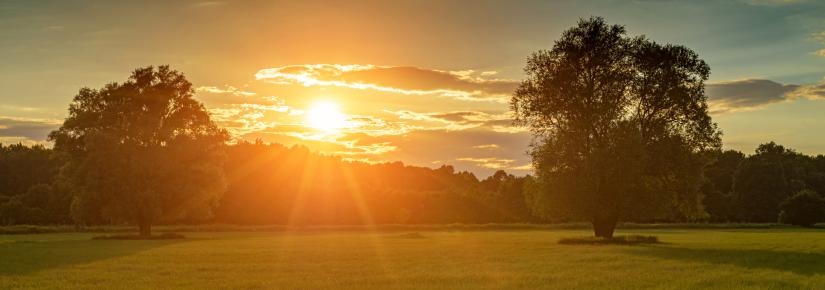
[
  {"x1": 0, "y1": 238, "x2": 185, "y2": 275},
  {"x1": 626, "y1": 246, "x2": 825, "y2": 276}
]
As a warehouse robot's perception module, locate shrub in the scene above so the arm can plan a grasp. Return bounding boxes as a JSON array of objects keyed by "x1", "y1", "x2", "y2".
[{"x1": 778, "y1": 190, "x2": 825, "y2": 227}]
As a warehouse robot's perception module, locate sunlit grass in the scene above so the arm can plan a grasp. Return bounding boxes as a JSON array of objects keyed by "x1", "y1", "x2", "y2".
[{"x1": 1, "y1": 229, "x2": 824, "y2": 289}]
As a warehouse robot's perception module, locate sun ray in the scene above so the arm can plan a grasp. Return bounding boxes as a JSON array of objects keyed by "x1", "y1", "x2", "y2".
[{"x1": 338, "y1": 164, "x2": 398, "y2": 282}]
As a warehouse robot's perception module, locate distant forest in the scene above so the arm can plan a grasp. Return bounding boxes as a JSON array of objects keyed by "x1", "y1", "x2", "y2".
[{"x1": 1, "y1": 140, "x2": 822, "y2": 226}]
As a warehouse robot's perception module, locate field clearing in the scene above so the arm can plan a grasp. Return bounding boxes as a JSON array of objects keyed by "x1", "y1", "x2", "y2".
[{"x1": 1, "y1": 229, "x2": 824, "y2": 289}]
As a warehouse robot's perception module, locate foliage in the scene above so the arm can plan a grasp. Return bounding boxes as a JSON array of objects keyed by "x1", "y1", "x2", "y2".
[
  {"x1": 0, "y1": 144, "x2": 68, "y2": 225},
  {"x1": 697, "y1": 142, "x2": 825, "y2": 223},
  {"x1": 778, "y1": 190, "x2": 825, "y2": 227},
  {"x1": 4, "y1": 138, "x2": 825, "y2": 227},
  {"x1": 511, "y1": 17, "x2": 720, "y2": 237},
  {"x1": 6, "y1": 139, "x2": 825, "y2": 227},
  {"x1": 48, "y1": 66, "x2": 229, "y2": 235},
  {"x1": 732, "y1": 142, "x2": 820, "y2": 222},
  {"x1": 701, "y1": 150, "x2": 745, "y2": 222}
]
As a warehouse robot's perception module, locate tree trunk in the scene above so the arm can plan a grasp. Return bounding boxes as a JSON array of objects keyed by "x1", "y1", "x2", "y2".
[
  {"x1": 592, "y1": 213, "x2": 617, "y2": 238},
  {"x1": 138, "y1": 221, "x2": 151, "y2": 237}
]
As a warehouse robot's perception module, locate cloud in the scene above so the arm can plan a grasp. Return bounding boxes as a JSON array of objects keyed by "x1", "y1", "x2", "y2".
[
  {"x1": 510, "y1": 164, "x2": 533, "y2": 171},
  {"x1": 244, "y1": 126, "x2": 532, "y2": 177},
  {"x1": 385, "y1": 109, "x2": 522, "y2": 132},
  {"x1": 473, "y1": 144, "x2": 500, "y2": 149},
  {"x1": 705, "y1": 77, "x2": 825, "y2": 113},
  {"x1": 197, "y1": 86, "x2": 256, "y2": 96},
  {"x1": 810, "y1": 31, "x2": 825, "y2": 57},
  {"x1": 190, "y1": 1, "x2": 226, "y2": 8},
  {"x1": 196, "y1": 86, "x2": 298, "y2": 136},
  {"x1": 788, "y1": 77, "x2": 825, "y2": 99},
  {"x1": 255, "y1": 64, "x2": 519, "y2": 102},
  {"x1": 706, "y1": 79, "x2": 799, "y2": 113},
  {"x1": 743, "y1": 0, "x2": 808, "y2": 5},
  {"x1": 0, "y1": 117, "x2": 61, "y2": 144},
  {"x1": 196, "y1": 65, "x2": 532, "y2": 176},
  {"x1": 456, "y1": 157, "x2": 517, "y2": 170},
  {"x1": 0, "y1": 104, "x2": 44, "y2": 113},
  {"x1": 196, "y1": 85, "x2": 266, "y2": 106}
]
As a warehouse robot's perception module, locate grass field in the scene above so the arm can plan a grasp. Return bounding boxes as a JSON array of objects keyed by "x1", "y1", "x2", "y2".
[{"x1": 1, "y1": 228, "x2": 824, "y2": 289}]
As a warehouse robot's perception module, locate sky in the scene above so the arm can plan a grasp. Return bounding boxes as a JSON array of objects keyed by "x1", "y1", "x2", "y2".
[{"x1": 2, "y1": 0, "x2": 825, "y2": 177}]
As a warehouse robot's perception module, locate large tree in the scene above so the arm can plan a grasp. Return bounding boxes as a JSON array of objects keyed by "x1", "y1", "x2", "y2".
[
  {"x1": 512, "y1": 17, "x2": 720, "y2": 237},
  {"x1": 49, "y1": 66, "x2": 228, "y2": 236}
]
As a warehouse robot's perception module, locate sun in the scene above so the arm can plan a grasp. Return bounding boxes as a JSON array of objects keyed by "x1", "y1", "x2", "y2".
[{"x1": 306, "y1": 101, "x2": 347, "y2": 131}]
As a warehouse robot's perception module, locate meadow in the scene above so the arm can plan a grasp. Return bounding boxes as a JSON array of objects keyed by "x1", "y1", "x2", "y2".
[{"x1": 1, "y1": 228, "x2": 824, "y2": 289}]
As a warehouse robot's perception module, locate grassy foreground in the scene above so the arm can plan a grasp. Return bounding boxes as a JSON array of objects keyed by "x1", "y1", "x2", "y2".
[{"x1": 1, "y1": 229, "x2": 824, "y2": 289}]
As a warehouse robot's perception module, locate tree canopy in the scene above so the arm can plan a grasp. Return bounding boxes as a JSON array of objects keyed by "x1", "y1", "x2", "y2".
[
  {"x1": 49, "y1": 66, "x2": 228, "y2": 236},
  {"x1": 512, "y1": 17, "x2": 721, "y2": 237}
]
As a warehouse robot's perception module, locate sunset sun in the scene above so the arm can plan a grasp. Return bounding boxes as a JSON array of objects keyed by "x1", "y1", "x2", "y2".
[{"x1": 306, "y1": 101, "x2": 347, "y2": 131}]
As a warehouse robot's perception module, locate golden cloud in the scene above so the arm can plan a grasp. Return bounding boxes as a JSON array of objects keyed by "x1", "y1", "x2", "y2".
[
  {"x1": 472, "y1": 144, "x2": 500, "y2": 149},
  {"x1": 255, "y1": 64, "x2": 518, "y2": 102},
  {"x1": 196, "y1": 65, "x2": 533, "y2": 176},
  {"x1": 456, "y1": 157, "x2": 516, "y2": 169},
  {"x1": 787, "y1": 77, "x2": 825, "y2": 100}
]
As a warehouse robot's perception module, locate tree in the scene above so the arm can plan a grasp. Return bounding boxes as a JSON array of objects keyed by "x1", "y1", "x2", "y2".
[
  {"x1": 778, "y1": 189, "x2": 825, "y2": 227},
  {"x1": 732, "y1": 142, "x2": 799, "y2": 222},
  {"x1": 0, "y1": 143, "x2": 60, "y2": 199},
  {"x1": 49, "y1": 66, "x2": 228, "y2": 236},
  {"x1": 0, "y1": 143, "x2": 68, "y2": 225},
  {"x1": 701, "y1": 150, "x2": 745, "y2": 222},
  {"x1": 479, "y1": 170, "x2": 535, "y2": 222},
  {"x1": 512, "y1": 17, "x2": 720, "y2": 237}
]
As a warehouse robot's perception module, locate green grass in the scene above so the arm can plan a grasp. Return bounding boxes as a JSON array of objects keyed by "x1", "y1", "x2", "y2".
[{"x1": 1, "y1": 229, "x2": 824, "y2": 289}]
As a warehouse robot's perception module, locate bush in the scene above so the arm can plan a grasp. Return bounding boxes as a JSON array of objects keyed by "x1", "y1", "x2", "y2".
[{"x1": 778, "y1": 190, "x2": 825, "y2": 227}]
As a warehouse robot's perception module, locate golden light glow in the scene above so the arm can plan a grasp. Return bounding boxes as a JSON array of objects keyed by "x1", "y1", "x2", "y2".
[{"x1": 306, "y1": 101, "x2": 347, "y2": 131}]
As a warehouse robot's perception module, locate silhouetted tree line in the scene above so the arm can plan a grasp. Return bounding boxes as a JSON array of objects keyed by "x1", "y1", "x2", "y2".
[
  {"x1": 1, "y1": 140, "x2": 823, "y2": 226},
  {"x1": 0, "y1": 140, "x2": 534, "y2": 225},
  {"x1": 216, "y1": 141, "x2": 535, "y2": 225},
  {"x1": 702, "y1": 142, "x2": 825, "y2": 225},
  {"x1": 0, "y1": 143, "x2": 69, "y2": 224}
]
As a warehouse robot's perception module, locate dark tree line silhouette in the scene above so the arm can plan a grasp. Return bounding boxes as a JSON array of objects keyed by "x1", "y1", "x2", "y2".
[
  {"x1": 215, "y1": 141, "x2": 535, "y2": 225},
  {"x1": 1, "y1": 140, "x2": 824, "y2": 227},
  {"x1": 702, "y1": 143, "x2": 825, "y2": 225}
]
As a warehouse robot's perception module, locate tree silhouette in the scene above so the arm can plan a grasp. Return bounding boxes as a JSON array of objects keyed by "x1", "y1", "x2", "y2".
[
  {"x1": 778, "y1": 189, "x2": 825, "y2": 227},
  {"x1": 49, "y1": 66, "x2": 228, "y2": 236},
  {"x1": 701, "y1": 150, "x2": 745, "y2": 222},
  {"x1": 512, "y1": 17, "x2": 720, "y2": 237}
]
